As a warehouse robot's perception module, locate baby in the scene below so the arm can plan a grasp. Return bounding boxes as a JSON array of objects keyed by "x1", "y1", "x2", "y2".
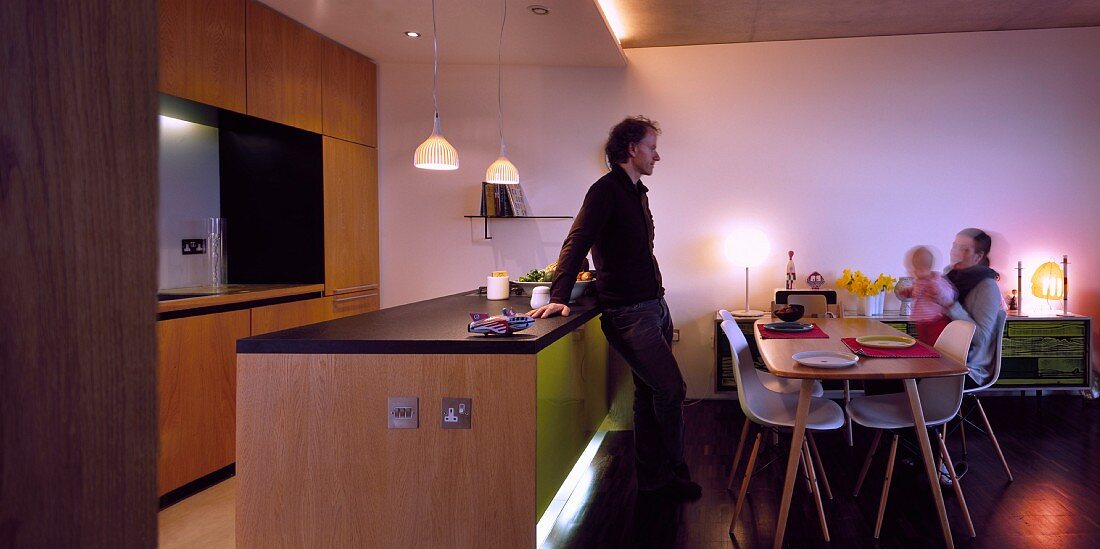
[{"x1": 898, "y1": 246, "x2": 957, "y2": 345}]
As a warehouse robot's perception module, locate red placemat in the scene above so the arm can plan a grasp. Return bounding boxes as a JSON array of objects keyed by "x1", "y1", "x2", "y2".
[
  {"x1": 758, "y1": 324, "x2": 830, "y2": 339},
  {"x1": 841, "y1": 338, "x2": 941, "y2": 358}
]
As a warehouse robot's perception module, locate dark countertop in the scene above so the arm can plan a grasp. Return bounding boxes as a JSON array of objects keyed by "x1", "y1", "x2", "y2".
[{"x1": 236, "y1": 291, "x2": 602, "y2": 355}]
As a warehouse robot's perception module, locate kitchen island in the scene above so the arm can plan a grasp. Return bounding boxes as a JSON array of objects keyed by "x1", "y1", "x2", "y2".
[{"x1": 236, "y1": 291, "x2": 612, "y2": 548}]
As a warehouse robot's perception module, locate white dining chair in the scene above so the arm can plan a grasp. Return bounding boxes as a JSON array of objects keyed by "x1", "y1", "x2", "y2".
[
  {"x1": 720, "y1": 319, "x2": 844, "y2": 541},
  {"x1": 718, "y1": 310, "x2": 824, "y2": 492},
  {"x1": 956, "y1": 309, "x2": 1012, "y2": 481},
  {"x1": 846, "y1": 319, "x2": 977, "y2": 539}
]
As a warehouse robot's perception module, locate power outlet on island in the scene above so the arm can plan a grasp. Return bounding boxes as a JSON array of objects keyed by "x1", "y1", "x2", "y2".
[
  {"x1": 388, "y1": 396, "x2": 418, "y2": 429},
  {"x1": 441, "y1": 397, "x2": 471, "y2": 429}
]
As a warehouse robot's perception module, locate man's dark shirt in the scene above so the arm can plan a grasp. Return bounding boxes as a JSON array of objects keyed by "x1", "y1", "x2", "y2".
[{"x1": 549, "y1": 164, "x2": 665, "y2": 308}]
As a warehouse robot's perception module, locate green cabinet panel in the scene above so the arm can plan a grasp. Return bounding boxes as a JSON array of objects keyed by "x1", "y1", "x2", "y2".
[{"x1": 535, "y1": 317, "x2": 608, "y2": 517}]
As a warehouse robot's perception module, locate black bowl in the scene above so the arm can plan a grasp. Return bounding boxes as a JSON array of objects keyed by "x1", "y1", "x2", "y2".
[{"x1": 774, "y1": 304, "x2": 805, "y2": 322}]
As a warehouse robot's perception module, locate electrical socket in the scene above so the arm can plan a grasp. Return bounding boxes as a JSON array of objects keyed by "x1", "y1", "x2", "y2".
[
  {"x1": 181, "y1": 239, "x2": 206, "y2": 255},
  {"x1": 672, "y1": 329, "x2": 680, "y2": 342},
  {"x1": 387, "y1": 396, "x2": 418, "y2": 429},
  {"x1": 441, "y1": 397, "x2": 471, "y2": 429}
]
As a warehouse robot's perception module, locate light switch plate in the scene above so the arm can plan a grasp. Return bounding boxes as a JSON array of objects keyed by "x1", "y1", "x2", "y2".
[
  {"x1": 441, "y1": 397, "x2": 471, "y2": 429},
  {"x1": 388, "y1": 396, "x2": 418, "y2": 429}
]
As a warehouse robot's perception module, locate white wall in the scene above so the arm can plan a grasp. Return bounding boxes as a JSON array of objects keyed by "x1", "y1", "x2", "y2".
[
  {"x1": 158, "y1": 117, "x2": 221, "y2": 289},
  {"x1": 379, "y1": 27, "x2": 1100, "y2": 398}
]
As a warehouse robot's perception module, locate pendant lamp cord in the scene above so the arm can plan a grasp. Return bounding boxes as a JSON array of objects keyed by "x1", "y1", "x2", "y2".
[
  {"x1": 497, "y1": 0, "x2": 507, "y2": 151},
  {"x1": 432, "y1": 0, "x2": 440, "y2": 123}
]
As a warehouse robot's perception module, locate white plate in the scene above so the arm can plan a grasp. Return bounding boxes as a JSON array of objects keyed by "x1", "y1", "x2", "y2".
[
  {"x1": 855, "y1": 335, "x2": 916, "y2": 348},
  {"x1": 792, "y1": 350, "x2": 859, "y2": 369}
]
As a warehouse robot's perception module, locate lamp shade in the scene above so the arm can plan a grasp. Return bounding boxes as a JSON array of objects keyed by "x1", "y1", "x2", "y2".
[
  {"x1": 414, "y1": 117, "x2": 459, "y2": 170},
  {"x1": 1031, "y1": 261, "x2": 1064, "y2": 300},
  {"x1": 485, "y1": 154, "x2": 519, "y2": 184},
  {"x1": 724, "y1": 228, "x2": 770, "y2": 267}
]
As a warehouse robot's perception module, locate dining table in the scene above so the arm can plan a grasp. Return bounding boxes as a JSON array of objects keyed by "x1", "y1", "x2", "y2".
[{"x1": 753, "y1": 317, "x2": 968, "y2": 549}]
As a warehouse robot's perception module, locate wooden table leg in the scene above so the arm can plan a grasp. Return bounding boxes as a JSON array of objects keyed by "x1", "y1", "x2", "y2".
[
  {"x1": 903, "y1": 378, "x2": 954, "y2": 549},
  {"x1": 773, "y1": 379, "x2": 814, "y2": 549}
]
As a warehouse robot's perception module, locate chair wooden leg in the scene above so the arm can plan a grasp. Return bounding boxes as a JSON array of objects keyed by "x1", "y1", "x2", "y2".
[
  {"x1": 731, "y1": 431, "x2": 763, "y2": 534},
  {"x1": 844, "y1": 381, "x2": 854, "y2": 446},
  {"x1": 802, "y1": 440, "x2": 830, "y2": 542},
  {"x1": 807, "y1": 432, "x2": 833, "y2": 500},
  {"x1": 798, "y1": 445, "x2": 813, "y2": 493},
  {"x1": 959, "y1": 408, "x2": 968, "y2": 456},
  {"x1": 938, "y1": 429, "x2": 976, "y2": 538},
  {"x1": 853, "y1": 430, "x2": 882, "y2": 497},
  {"x1": 873, "y1": 434, "x2": 899, "y2": 539},
  {"x1": 728, "y1": 418, "x2": 752, "y2": 491},
  {"x1": 974, "y1": 396, "x2": 1014, "y2": 482}
]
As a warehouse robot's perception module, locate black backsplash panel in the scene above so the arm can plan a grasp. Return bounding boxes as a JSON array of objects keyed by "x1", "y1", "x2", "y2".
[{"x1": 219, "y1": 111, "x2": 324, "y2": 284}]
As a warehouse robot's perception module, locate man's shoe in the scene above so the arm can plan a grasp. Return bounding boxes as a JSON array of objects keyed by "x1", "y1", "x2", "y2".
[
  {"x1": 643, "y1": 478, "x2": 702, "y2": 501},
  {"x1": 673, "y1": 463, "x2": 692, "y2": 481}
]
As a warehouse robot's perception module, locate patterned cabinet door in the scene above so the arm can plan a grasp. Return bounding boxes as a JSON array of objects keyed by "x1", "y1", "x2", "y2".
[{"x1": 997, "y1": 318, "x2": 1091, "y2": 389}]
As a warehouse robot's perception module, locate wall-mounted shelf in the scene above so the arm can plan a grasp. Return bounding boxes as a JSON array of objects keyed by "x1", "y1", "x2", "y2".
[{"x1": 464, "y1": 215, "x2": 573, "y2": 239}]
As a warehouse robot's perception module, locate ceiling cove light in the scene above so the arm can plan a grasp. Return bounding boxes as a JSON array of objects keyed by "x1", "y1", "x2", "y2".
[
  {"x1": 485, "y1": 0, "x2": 519, "y2": 184},
  {"x1": 414, "y1": 0, "x2": 459, "y2": 170},
  {"x1": 595, "y1": 0, "x2": 626, "y2": 43}
]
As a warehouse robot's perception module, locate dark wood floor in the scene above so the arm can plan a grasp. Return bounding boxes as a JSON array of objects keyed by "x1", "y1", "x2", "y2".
[{"x1": 542, "y1": 394, "x2": 1100, "y2": 548}]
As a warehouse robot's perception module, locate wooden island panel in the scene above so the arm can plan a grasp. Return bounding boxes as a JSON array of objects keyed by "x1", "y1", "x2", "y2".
[{"x1": 237, "y1": 353, "x2": 537, "y2": 548}]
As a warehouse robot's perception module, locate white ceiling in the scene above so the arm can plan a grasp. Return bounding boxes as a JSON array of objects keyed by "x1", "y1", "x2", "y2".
[{"x1": 258, "y1": 0, "x2": 626, "y2": 67}]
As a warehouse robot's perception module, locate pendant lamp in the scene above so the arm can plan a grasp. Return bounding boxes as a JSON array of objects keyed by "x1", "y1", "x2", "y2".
[
  {"x1": 414, "y1": 0, "x2": 459, "y2": 170},
  {"x1": 483, "y1": 0, "x2": 519, "y2": 184}
]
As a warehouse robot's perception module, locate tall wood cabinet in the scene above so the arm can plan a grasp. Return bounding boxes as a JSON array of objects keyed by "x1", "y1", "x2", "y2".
[
  {"x1": 245, "y1": 0, "x2": 323, "y2": 132},
  {"x1": 158, "y1": 0, "x2": 247, "y2": 112},
  {"x1": 323, "y1": 137, "x2": 379, "y2": 298},
  {"x1": 157, "y1": 310, "x2": 250, "y2": 495},
  {"x1": 322, "y1": 39, "x2": 378, "y2": 147},
  {"x1": 156, "y1": 0, "x2": 380, "y2": 496}
]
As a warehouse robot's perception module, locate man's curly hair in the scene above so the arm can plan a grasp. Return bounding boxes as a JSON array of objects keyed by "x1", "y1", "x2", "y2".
[{"x1": 605, "y1": 116, "x2": 660, "y2": 165}]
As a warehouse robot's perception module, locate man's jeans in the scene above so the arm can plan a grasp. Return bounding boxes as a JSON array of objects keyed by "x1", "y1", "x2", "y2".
[{"x1": 600, "y1": 297, "x2": 687, "y2": 489}]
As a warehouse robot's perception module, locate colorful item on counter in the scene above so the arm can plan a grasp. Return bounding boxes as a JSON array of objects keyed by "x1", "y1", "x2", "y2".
[
  {"x1": 806, "y1": 271, "x2": 825, "y2": 289},
  {"x1": 836, "y1": 269, "x2": 897, "y2": 297},
  {"x1": 468, "y1": 308, "x2": 535, "y2": 335},
  {"x1": 785, "y1": 250, "x2": 796, "y2": 290}
]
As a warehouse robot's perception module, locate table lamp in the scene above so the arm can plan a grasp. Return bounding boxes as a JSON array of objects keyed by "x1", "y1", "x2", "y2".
[
  {"x1": 724, "y1": 228, "x2": 770, "y2": 317},
  {"x1": 1030, "y1": 255, "x2": 1069, "y2": 315}
]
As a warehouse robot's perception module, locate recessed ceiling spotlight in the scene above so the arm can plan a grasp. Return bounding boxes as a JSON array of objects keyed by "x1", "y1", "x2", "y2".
[
  {"x1": 404, "y1": 31, "x2": 421, "y2": 38},
  {"x1": 528, "y1": 5, "x2": 549, "y2": 15}
]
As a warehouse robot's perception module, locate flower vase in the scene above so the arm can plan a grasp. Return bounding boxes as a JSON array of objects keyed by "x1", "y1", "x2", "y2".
[
  {"x1": 856, "y1": 295, "x2": 871, "y2": 316},
  {"x1": 872, "y1": 290, "x2": 886, "y2": 316}
]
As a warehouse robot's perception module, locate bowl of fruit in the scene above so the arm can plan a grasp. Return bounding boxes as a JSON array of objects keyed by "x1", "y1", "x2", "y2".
[
  {"x1": 516, "y1": 261, "x2": 594, "y2": 303},
  {"x1": 773, "y1": 304, "x2": 805, "y2": 322}
]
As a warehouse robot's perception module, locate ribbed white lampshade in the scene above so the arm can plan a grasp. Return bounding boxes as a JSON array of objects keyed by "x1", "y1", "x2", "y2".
[
  {"x1": 485, "y1": 146, "x2": 519, "y2": 184},
  {"x1": 414, "y1": 117, "x2": 459, "y2": 170}
]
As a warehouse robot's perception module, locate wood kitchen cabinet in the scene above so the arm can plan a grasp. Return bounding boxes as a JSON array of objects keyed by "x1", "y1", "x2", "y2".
[
  {"x1": 246, "y1": 0, "x2": 323, "y2": 132},
  {"x1": 159, "y1": 0, "x2": 247, "y2": 112},
  {"x1": 250, "y1": 298, "x2": 332, "y2": 335},
  {"x1": 322, "y1": 39, "x2": 378, "y2": 147},
  {"x1": 323, "y1": 137, "x2": 379, "y2": 298},
  {"x1": 157, "y1": 309, "x2": 250, "y2": 495}
]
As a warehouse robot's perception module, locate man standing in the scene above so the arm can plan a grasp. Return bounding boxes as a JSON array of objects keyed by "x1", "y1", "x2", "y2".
[{"x1": 529, "y1": 116, "x2": 700, "y2": 500}]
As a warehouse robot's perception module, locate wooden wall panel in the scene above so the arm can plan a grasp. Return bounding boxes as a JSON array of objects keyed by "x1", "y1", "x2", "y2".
[
  {"x1": 0, "y1": 0, "x2": 158, "y2": 545},
  {"x1": 322, "y1": 39, "x2": 378, "y2": 146},
  {"x1": 238, "y1": 353, "x2": 537, "y2": 548},
  {"x1": 159, "y1": 0, "x2": 247, "y2": 111},
  {"x1": 246, "y1": 0, "x2": 323, "y2": 132},
  {"x1": 323, "y1": 137, "x2": 379, "y2": 296},
  {"x1": 158, "y1": 310, "x2": 251, "y2": 495}
]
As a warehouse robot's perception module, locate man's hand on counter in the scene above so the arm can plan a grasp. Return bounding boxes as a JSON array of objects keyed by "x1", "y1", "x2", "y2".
[{"x1": 528, "y1": 303, "x2": 570, "y2": 318}]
